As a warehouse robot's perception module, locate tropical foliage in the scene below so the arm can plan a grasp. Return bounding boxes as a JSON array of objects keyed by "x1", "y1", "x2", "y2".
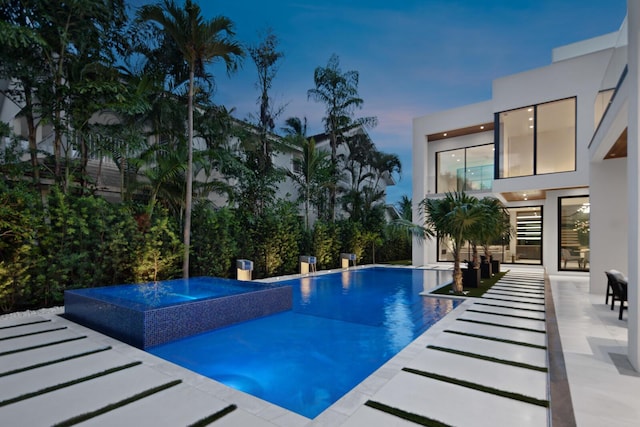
[
  {"x1": 138, "y1": 0, "x2": 244, "y2": 277},
  {"x1": 0, "y1": 2, "x2": 408, "y2": 313},
  {"x1": 420, "y1": 192, "x2": 509, "y2": 294}
]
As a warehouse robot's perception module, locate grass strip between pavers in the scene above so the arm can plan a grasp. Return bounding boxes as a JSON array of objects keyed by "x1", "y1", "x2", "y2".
[
  {"x1": 457, "y1": 318, "x2": 545, "y2": 333},
  {"x1": 474, "y1": 301, "x2": 545, "y2": 313},
  {"x1": 187, "y1": 404, "x2": 238, "y2": 427},
  {"x1": 0, "y1": 361, "x2": 143, "y2": 407},
  {"x1": 52, "y1": 379, "x2": 182, "y2": 427},
  {"x1": 0, "y1": 346, "x2": 112, "y2": 378},
  {"x1": 0, "y1": 335, "x2": 87, "y2": 356},
  {"x1": 402, "y1": 367, "x2": 549, "y2": 408},
  {"x1": 485, "y1": 291, "x2": 545, "y2": 300},
  {"x1": 0, "y1": 319, "x2": 52, "y2": 330},
  {"x1": 466, "y1": 308, "x2": 546, "y2": 322},
  {"x1": 365, "y1": 400, "x2": 452, "y2": 426},
  {"x1": 490, "y1": 287, "x2": 544, "y2": 295},
  {"x1": 482, "y1": 297, "x2": 545, "y2": 306},
  {"x1": 444, "y1": 329, "x2": 547, "y2": 350},
  {"x1": 431, "y1": 272, "x2": 508, "y2": 297},
  {"x1": 0, "y1": 326, "x2": 68, "y2": 341},
  {"x1": 427, "y1": 345, "x2": 547, "y2": 372}
]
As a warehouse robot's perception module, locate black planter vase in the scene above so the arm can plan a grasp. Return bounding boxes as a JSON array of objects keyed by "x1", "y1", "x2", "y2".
[
  {"x1": 491, "y1": 258, "x2": 501, "y2": 275},
  {"x1": 462, "y1": 263, "x2": 481, "y2": 288},
  {"x1": 480, "y1": 262, "x2": 491, "y2": 279},
  {"x1": 480, "y1": 256, "x2": 491, "y2": 279}
]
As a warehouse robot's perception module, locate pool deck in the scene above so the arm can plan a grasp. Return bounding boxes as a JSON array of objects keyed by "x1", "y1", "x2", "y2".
[{"x1": 0, "y1": 266, "x2": 638, "y2": 426}]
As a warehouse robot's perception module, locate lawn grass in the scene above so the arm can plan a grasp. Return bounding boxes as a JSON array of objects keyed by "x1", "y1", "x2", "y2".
[
  {"x1": 380, "y1": 259, "x2": 412, "y2": 266},
  {"x1": 53, "y1": 380, "x2": 182, "y2": 426},
  {"x1": 187, "y1": 404, "x2": 237, "y2": 426},
  {"x1": 402, "y1": 367, "x2": 549, "y2": 407},
  {"x1": 365, "y1": 400, "x2": 452, "y2": 426},
  {"x1": 431, "y1": 271, "x2": 507, "y2": 297}
]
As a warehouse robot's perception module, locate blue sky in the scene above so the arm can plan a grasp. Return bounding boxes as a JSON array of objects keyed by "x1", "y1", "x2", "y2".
[{"x1": 138, "y1": 1, "x2": 627, "y2": 205}]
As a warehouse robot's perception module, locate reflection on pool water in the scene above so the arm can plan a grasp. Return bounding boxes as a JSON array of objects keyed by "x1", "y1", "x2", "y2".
[{"x1": 147, "y1": 267, "x2": 459, "y2": 419}]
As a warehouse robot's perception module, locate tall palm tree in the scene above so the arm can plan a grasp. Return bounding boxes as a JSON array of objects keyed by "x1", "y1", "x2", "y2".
[
  {"x1": 421, "y1": 191, "x2": 483, "y2": 293},
  {"x1": 397, "y1": 195, "x2": 413, "y2": 221},
  {"x1": 138, "y1": 0, "x2": 243, "y2": 278},
  {"x1": 282, "y1": 117, "x2": 333, "y2": 229},
  {"x1": 307, "y1": 54, "x2": 377, "y2": 220}
]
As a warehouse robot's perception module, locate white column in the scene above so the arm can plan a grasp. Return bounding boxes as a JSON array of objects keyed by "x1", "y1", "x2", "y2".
[
  {"x1": 627, "y1": 0, "x2": 640, "y2": 371},
  {"x1": 412, "y1": 122, "x2": 428, "y2": 266}
]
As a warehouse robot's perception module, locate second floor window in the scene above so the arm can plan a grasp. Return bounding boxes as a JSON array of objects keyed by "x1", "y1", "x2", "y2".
[
  {"x1": 436, "y1": 144, "x2": 494, "y2": 193},
  {"x1": 497, "y1": 97, "x2": 576, "y2": 178}
]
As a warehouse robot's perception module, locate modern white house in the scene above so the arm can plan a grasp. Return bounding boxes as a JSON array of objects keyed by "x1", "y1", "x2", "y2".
[{"x1": 413, "y1": 6, "x2": 640, "y2": 370}]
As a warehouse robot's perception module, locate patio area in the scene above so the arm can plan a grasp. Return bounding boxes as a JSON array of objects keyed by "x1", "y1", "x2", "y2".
[{"x1": 0, "y1": 267, "x2": 638, "y2": 426}]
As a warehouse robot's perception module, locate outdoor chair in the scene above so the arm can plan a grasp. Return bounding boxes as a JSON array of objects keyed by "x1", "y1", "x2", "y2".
[
  {"x1": 562, "y1": 248, "x2": 582, "y2": 268},
  {"x1": 581, "y1": 251, "x2": 589, "y2": 270},
  {"x1": 605, "y1": 270, "x2": 624, "y2": 308},
  {"x1": 605, "y1": 270, "x2": 628, "y2": 320}
]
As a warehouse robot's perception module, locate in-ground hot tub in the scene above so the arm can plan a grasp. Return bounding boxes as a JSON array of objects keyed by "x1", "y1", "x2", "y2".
[{"x1": 64, "y1": 277, "x2": 292, "y2": 349}]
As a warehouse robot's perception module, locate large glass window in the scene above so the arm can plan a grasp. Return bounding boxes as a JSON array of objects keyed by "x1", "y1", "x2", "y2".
[
  {"x1": 436, "y1": 144, "x2": 493, "y2": 193},
  {"x1": 498, "y1": 98, "x2": 576, "y2": 178},
  {"x1": 498, "y1": 107, "x2": 534, "y2": 177},
  {"x1": 436, "y1": 148, "x2": 464, "y2": 192},
  {"x1": 432, "y1": 202, "x2": 543, "y2": 266},
  {"x1": 559, "y1": 196, "x2": 590, "y2": 271},
  {"x1": 537, "y1": 99, "x2": 576, "y2": 174},
  {"x1": 508, "y1": 207, "x2": 543, "y2": 264}
]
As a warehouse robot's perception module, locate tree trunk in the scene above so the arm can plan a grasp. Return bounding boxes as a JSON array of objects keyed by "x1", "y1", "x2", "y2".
[
  {"x1": 24, "y1": 87, "x2": 41, "y2": 187},
  {"x1": 182, "y1": 69, "x2": 195, "y2": 279},
  {"x1": 452, "y1": 247, "x2": 463, "y2": 293}
]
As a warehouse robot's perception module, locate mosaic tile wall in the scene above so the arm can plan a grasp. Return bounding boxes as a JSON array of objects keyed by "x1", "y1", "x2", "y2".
[{"x1": 65, "y1": 285, "x2": 293, "y2": 349}]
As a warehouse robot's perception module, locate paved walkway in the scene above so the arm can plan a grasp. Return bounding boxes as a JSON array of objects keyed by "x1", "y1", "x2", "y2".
[
  {"x1": 339, "y1": 269, "x2": 549, "y2": 426},
  {"x1": 549, "y1": 273, "x2": 640, "y2": 427},
  {"x1": 0, "y1": 267, "x2": 638, "y2": 426}
]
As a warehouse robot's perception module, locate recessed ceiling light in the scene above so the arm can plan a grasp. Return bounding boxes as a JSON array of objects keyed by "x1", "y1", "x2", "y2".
[
  {"x1": 443, "y1": 133, "x2": 447, "y2": 136},
  {"x1": 480, "y1": 125, "x2": 484, "y2": 129},
  {"x1": 528, "y1": 108, "x2": 533, "y2": 112},
  {"x1": 529, "y1": 125, "x2": 534, "y2": 129},
  {"x1": 528, "y1": 117, "x2": 533, "y2": 121}
]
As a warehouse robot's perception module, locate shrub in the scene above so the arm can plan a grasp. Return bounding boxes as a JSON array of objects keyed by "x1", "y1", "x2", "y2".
[
  {"x1": 0, "y1": 182, "x2": 43, "y2": 312},
  {"x1": 190, "y1": 203, "x2": 239, "y2": 278},
  {"x1": 311, "y1": 221, "x2": 340, "y2": 269}
]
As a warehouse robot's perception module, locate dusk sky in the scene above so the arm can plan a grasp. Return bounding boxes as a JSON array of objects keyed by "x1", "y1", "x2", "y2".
[{"x1": 137, "y1": 1, "x2": 628, "y2": 204}]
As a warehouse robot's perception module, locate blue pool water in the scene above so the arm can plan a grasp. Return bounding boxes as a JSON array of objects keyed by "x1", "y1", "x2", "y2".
[
  {"x1": 70, "y1": 276, "x2": 272, "y2": 310},
  {"x1": 147, "y1": 267, "x2": 459, "y2": 419}
]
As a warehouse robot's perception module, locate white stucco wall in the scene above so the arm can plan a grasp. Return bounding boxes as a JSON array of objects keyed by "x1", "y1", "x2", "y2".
[{"x1": 589, "y1": 157, "x2": 628, "y2": 294}]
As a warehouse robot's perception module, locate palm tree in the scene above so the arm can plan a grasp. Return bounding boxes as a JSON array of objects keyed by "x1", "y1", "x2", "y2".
[
  {"x1": 282, "y1": 117, "x2": 333, "y2": 229},
  {"x1": 307, "y1": 54, "x2": 377, "y2": 220},
  {"x1": 421, "y1": 191, "x2": 483, "y2": 294},
  {"x1": 397, "y1": 195, "x2": 413, "y2": 221},
  {"x1": 138, "y1": 0, "x2": 243, "y2": 278},
  {"x1": 475, "y1": 197, "x2": 511, "y2": 262}
]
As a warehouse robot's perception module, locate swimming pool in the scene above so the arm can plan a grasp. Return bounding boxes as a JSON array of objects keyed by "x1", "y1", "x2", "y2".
[
  {"x1": 148, "y1": 267, "x2": 459, "y2": 419},
  {"x1": 64, "y1": 277, "x2": 292, "y2": 348}
]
